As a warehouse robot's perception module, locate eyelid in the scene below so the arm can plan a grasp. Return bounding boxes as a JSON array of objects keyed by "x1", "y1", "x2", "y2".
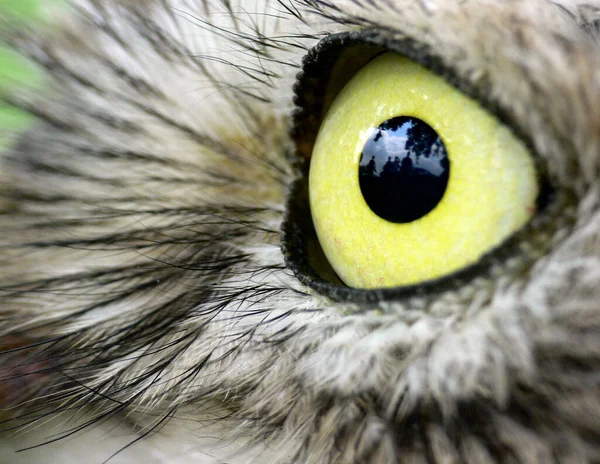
[{"x1": 292, "y1": 29, "x2": 532, "y2": 167}]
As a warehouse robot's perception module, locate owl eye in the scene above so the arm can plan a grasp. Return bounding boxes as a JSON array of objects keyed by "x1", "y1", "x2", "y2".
[
  {"x1": 284, "y1": 32, "x2": 550, "y2": 301},
  {"x1": 308, "y1": 52, "x2": 537, "y2": 289}
]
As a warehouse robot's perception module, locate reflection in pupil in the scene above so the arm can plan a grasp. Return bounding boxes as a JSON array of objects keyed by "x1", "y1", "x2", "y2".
[{"x1": 358, "y1": 116, "x2": 450, "y2": 223}]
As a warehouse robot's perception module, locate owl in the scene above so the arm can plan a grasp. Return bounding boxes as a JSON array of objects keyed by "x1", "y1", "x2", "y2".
[{"x1": 0, "y1": 0, "x2": 599, "y2": 463}]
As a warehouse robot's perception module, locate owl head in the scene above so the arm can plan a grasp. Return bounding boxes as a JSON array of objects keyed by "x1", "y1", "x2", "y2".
[{"x1": 0, "y1": 1, "x2": 599, "y2": 463}]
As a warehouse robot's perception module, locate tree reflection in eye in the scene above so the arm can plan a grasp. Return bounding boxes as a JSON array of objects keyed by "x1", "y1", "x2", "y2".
[{"x1": 358, "y1": 116, "x2": 450, "y2": 223}]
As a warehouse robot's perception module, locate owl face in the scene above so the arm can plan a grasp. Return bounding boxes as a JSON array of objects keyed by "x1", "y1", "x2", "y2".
[{"x1": 0, "y1": 1, "x2": 599, "y2": 463}]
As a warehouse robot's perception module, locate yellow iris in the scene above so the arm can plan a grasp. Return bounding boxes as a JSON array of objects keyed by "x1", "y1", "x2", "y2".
[{"x1": 309, "y1": 53, "x2": 538, "y2": 289}]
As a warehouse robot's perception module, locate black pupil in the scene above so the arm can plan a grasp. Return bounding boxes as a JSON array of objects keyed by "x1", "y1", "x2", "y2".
[{"x1": 358, "y1": 116, "x2": 450, "y2": 223}]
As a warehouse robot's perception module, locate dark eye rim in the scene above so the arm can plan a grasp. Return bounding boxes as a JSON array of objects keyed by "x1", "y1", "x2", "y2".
[
  {"x1": 282, "y1": 176, "x2": 556, "y2": 305},
  {"x1": 282, "y1": 29, "x2": 557, "y2": 304}
]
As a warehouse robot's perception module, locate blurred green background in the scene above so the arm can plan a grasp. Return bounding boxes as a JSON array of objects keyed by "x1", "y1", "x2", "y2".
[{"x1": 0, "y1": 0, "x2": 45, "y2": 148}]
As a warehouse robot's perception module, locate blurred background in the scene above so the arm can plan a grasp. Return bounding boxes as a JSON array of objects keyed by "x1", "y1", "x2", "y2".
[{"x1": 0, "y1": 0, "x2": 47, "y2": 149}]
